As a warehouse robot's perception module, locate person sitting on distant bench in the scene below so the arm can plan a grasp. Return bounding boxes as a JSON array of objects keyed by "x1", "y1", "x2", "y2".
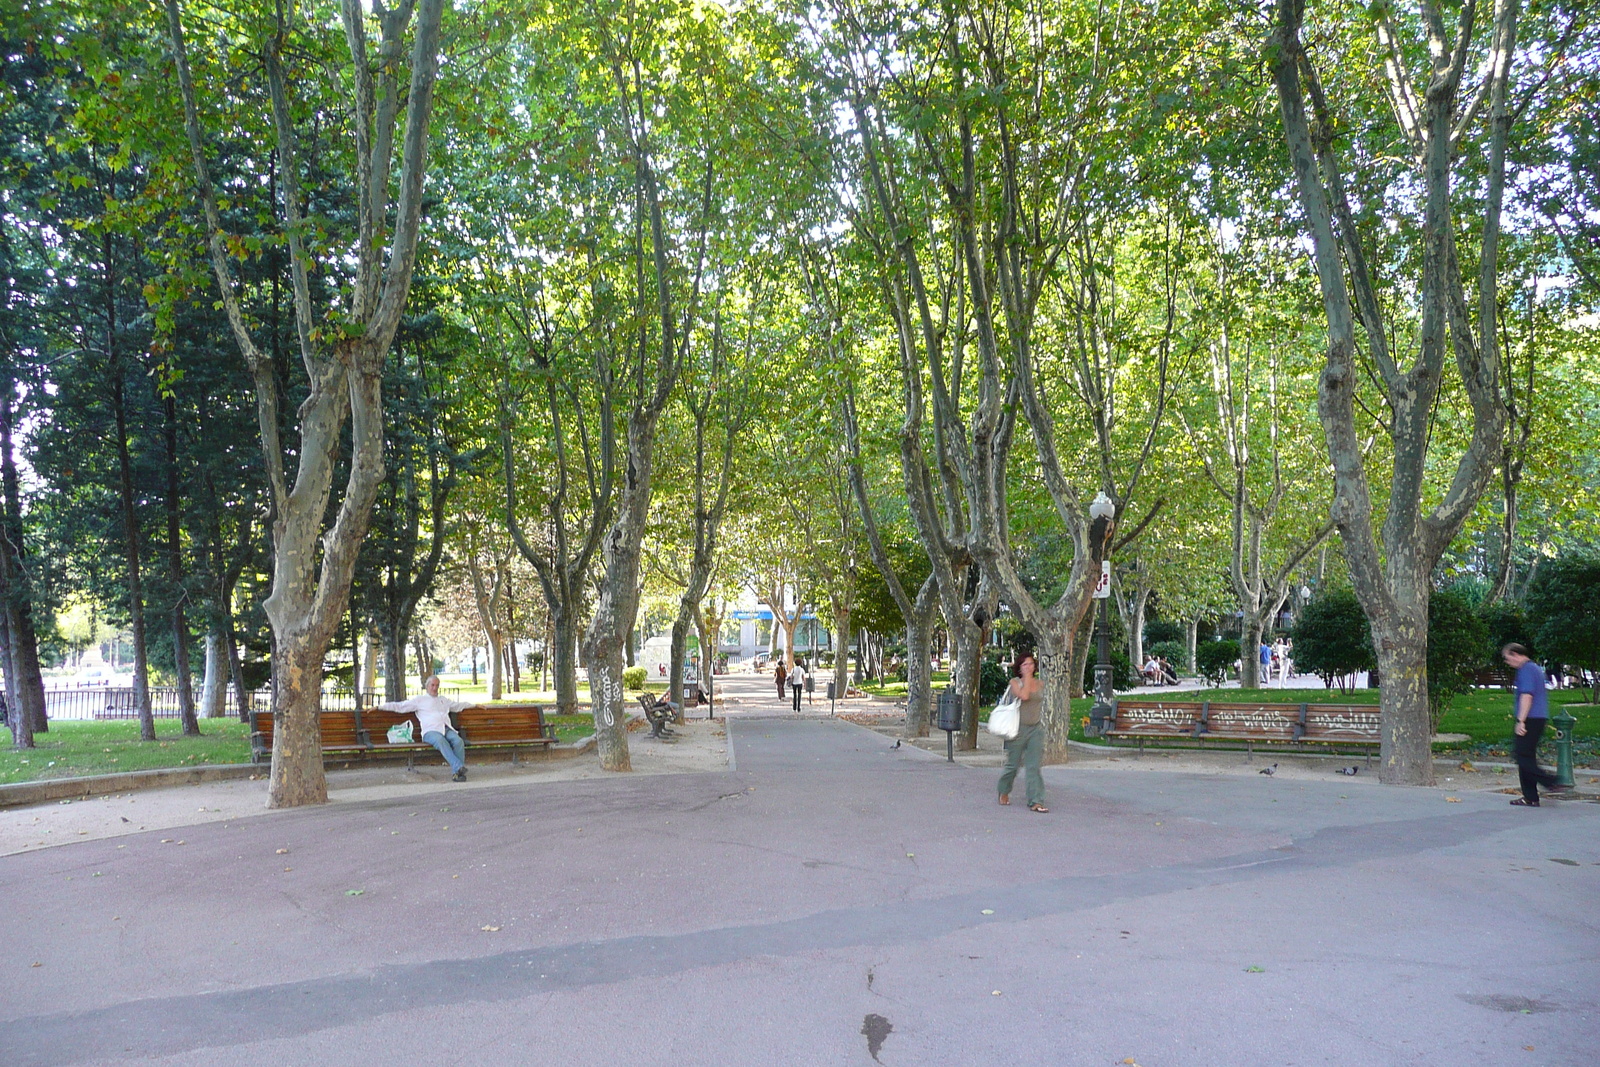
[{"x1": 376, "y1": 675, "x2": 472, "y2": 782}]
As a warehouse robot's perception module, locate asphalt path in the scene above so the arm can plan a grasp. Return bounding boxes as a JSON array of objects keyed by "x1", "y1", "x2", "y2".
[{"x1": 1, "y1": 716, "x2": 1595, "y2": 1066}]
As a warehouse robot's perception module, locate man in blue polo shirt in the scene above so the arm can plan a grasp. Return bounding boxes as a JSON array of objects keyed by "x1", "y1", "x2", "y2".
[{"x1": 1501, "y1": 644, "x2": 1569, "y2": 807}]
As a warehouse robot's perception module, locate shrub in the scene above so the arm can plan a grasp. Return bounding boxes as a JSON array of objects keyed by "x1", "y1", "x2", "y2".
[
  {"x1": 621, "y1": 666, "x2": 647, "y2": 691},
  {"x1": 1144, "y1": 619, "x2": 1183, "y2": 646},
  {"x1": 1195, "y1": 639, "x2": 1240, "y2": 686},
  {"x1": 979, "y1": 657, "x2": 1010, "y2": 704},
  {"x1": 1147, "y1": 640, "x2": 1187, "y2": 673},
  {"x1": 1428, "y1": 587, "x2": 1489, "y2": 732},
  {"x1": 1291, "y1": 590, "x2": 1375, "y2": 690},
  {"x1": 1525, "y1": 549, "x2": 1600, "y2": 701},
  {"x1": 1476, "y1": 599, "x2": 1533, "y2": 666},
  {"x1": 1082, "y1": 647, "x2": 1135, "y2": 692}
]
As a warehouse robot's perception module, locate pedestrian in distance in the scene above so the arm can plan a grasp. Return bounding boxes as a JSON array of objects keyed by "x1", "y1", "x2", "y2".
[
  {"x1": 774, "y1": 661, "x2": 787, "y2": 701},
  {"x1": 1501, "y1": 643, "x2": 1571, "y2": 807},
  {"x1": 376, "y1": 674, "x2": 472, "y2": 782},
  {"x1": 789, "y1": 660, "x2": 807, "y2": 712},
  {"x1": 997, "y1": 652, "x2": 1047, "y2": 813}
]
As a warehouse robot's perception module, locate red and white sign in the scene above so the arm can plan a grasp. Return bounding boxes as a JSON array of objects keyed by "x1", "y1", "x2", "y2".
[{"x1": 1093, "y1": 559, "x2": 1112, "y2": 599}]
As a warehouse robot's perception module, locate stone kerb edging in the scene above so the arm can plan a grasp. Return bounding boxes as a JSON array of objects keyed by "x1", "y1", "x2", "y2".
[{"x1": 0, "y1": 734, "x2": 600, "y2": 810}]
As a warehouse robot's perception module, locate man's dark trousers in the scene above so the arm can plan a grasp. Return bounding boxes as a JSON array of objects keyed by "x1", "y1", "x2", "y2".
[{"x1": 1514, "y1": 717, "x2": 1560, "y2": 803}]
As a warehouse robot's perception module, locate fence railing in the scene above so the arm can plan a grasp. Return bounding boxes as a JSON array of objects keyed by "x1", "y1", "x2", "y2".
[{"x1": 1, "y1": 686, "x2": 463, "y2": 723}]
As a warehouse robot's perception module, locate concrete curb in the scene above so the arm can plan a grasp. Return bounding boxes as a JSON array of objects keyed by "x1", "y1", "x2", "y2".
[
  {"x1": 0, "y1": 736, "x2": 600, "y2": 810},
  {"x1": 0, "y1": 763, "x2": 262, "y2": 809}
]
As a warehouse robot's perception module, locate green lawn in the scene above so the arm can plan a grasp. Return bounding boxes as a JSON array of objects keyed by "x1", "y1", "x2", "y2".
[
  {"x1": 857, "y1": 670, "x2": 953, "y2": 699},
  {"x1": 1, "y1": 710, "x2": 601, "y2": 785},
  {"x1": 0, "y1": 718, "x2": 253, "y2": 786}
]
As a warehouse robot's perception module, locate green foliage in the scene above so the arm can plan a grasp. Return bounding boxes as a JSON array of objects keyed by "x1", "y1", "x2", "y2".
[
  {"x1": 1477, "y1": 599, "x2": 1534, "y2": 666},
  {"x1": 621, "y1": 666, "x2": 647, "y2": 691},
  {"x1": 1083, "y1": 647, "x2": 1135, "y2": 691},
  {"x1": 1427, "y1": 587, "x2": 1491, "y2": 732},
  {"x1": 979, "y1": 657, "x2": 1010, "y2": 704},
  {"x1": 1144, "y1": 620, "x2": 1183, "y2": 646},
  {"x1": 1524, "y1": 549, "x2": 1600, "y2": 676},
  {"x1": 1195, "y1": 639, "x2": 1240, "y2": 686},
  {"x1": 1147, "y1": 639, "x2": 1187, "y2": 670},
  {"x1": 1291, "y1": 591, "x2": 1376, "y2": 688}
]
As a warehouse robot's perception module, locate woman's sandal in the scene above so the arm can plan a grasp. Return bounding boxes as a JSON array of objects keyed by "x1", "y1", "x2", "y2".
[
  {"x1": 1028, "y1": 803, "x2": 1049, "y2": 813},
  {"x1": 1509, "y1": 797, "x2": 1540, "y2": 807},
  {"x1": 999, "y1": 794, "x2": 1011, "y2": 806}
]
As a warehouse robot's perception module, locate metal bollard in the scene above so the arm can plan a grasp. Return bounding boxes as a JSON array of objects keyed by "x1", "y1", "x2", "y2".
[{"x1": 1551, "y1": 708, "x2": 1577, "y2": 788}]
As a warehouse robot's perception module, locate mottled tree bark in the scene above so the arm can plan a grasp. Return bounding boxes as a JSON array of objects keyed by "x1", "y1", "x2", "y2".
[
  {"x1": 1269, "y1": 0, "x2": 1516, "y2": 783},
  {"x1": 167, "y1": 0, "x2": 447, "y2": 805}
]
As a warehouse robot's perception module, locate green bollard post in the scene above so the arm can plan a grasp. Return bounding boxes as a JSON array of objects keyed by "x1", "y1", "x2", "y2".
[{"x1": 1550, "y1": 708, "x2": 1576, "y2": 788}]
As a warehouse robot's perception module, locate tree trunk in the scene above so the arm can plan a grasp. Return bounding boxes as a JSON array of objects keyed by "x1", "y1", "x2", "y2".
[
  {"x1": 110, "y1": 357, "x2": 155, "y2": 742},
  {"x1": 267, "y1": 638, "x2": 328, "y2": 806},
  {"x1": 1373, "y1": 613, "x2": 1434, "y2": 786},
  {"x1": 831, "y1": 608, "x2": 851, "y2": 700},
  {"x1": 669, "y1": 608, "x2": 692, "y2": 725},
  {"x1": 550, "y1": 606, "x2": 580, "y2": 712},
  {"x1": 1241, "y1": 615, "x2": 1265, "y2": 688},
  {"x1": 164, "y1": 396, "x2": 199, "y2": 735},
  {"x1": 226, "y1": 623, "x2": 247, "y2": 722},
  {"x1": 0, "y1": 371, "x2": 46, "y2": 737},
  {"x1": 903, "y1": 591, "x2": 936, "y2": 738},
  {"x1": 200, "y1": 629, "x2": 227, "y2": 718},
  {"x1": 1037, "y1": 638, "x2": 1076, "y2": 763},
  {"x1": 383, "y1": 622, "x2": 408, "y2": 702},
  {"x1": 1069, "y1": 613, "x2": 1093, "y2": 700},
  {"x1": 0, "y1": 606, "x2": 32, "y2": 749}
]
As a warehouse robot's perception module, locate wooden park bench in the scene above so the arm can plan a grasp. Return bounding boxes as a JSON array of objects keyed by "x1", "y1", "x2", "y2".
[
  {"x1": 250, "y1": 703, "x2": 557, "y2": 767},
  {"x1": 249, "y1": 707, "x2": 367, "y2": 763},
  {"x1": 1106, "y1": 698, "x2": 1381, "y2": 762}
]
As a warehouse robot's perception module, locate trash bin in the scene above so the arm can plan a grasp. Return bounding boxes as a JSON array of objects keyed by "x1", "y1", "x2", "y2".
[{"x1": 935, "y1": 688, "x2": 963, "y2": 732}]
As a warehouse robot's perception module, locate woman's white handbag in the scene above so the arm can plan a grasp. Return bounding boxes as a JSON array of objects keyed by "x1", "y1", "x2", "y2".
[{"x1": 986, "y1": 693, "x2": 1021, "y2": 739}]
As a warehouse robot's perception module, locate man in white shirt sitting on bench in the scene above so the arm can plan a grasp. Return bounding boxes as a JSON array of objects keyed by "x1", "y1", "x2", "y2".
[{"x1": 377, "y1": 675, "x2": 473, "y2": 781}]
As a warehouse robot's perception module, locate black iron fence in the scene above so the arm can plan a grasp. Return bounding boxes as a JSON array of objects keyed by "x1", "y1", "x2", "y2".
[{"x1": 0, "y1": 686, "x2": 463, "y2": 723}]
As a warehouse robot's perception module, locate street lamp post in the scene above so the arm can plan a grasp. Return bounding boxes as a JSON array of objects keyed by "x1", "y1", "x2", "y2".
[{"x1": 1087, "y1": 492, "x2": 1117, "y2": 738}]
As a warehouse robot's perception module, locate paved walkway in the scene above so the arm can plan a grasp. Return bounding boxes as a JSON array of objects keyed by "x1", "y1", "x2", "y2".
[{"x1": 1, "y1": 716, "x2": 1595, "y2": 1066}]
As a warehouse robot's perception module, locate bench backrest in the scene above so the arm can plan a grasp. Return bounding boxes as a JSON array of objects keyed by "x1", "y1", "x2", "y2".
[
  {"x1": 457, "y1": 703, "x2": 550, "y2": 743},
  {"x1": 1112, "y1": 699, "x2": 1380, "y2": 744},
  {"x1": 1199, "y1": 702, "x2": 1302, "y2": 741},
  {"x1": 362, "y1": 707, "x2": 431, "y2": 748},
  {"x1": 1301, "y1": 703, "x2": 1381, "y2": 742},
  {"x1": 249, "y1": 708, "x2": 363, "y2": 749},
  {"x1": 1111, "y1": 701, "x2": 1205, "y2": 735}
]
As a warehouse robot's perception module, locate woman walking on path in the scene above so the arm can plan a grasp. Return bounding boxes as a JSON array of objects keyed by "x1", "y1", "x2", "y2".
[
  {"x1": 998, "y1": 653, "x2": 1047, "y2": 813},
  {"x1": 774, "y1": 662, "x2": 788, "y2": 701}
]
